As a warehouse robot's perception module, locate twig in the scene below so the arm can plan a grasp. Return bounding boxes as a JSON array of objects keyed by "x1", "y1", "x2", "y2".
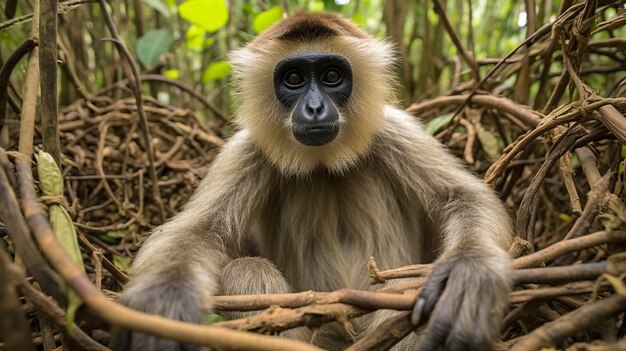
[
  {"x1": 0, "y1": 245, "x2": 35, "y2": 351},
  {"x1": 515, "y1": 125, "x2": 587, "y2": 240},
  {"x1": 18, "y1": 6, "x2": 41, "y2": 159},
  {"x1": 0, "y1": 0, "x2": 95, "y2": 31},
  {"x1": 214, "y1": 289, "x2": 416, "y2": 312},
  {"x1": 97, "y1": 74, "x2": 229, "y2": 123},
  {"x1": 0, "y1": 39, "x2": 36, "y2": 132},
  {"x1": 0, "y1": 149, "x2": 64, "y2": 303},
  {"x1": 345, "y1": 312, "x2": 415, "y2": 351},
  {"x1": 510, "y1": 294, "x2": 626, "y2": 350},
  {"x1": 97, "y1": 0, "x2": 165, "y2": 222},
  {"x1": 513, "y1": 230, "x2": 626, "y2": 269},
  {"x1": 512, "y1": 262, "x2": 607, "y2": 285},
  {"x1": 432, "y1": 0, "x2": 480, "y2": 83},
  {"x1": 10, "y1": 265, "x2": 111, "y2": 351},
  {"x1": 406, "y1": 94, "x2": 542, "y2": 127},
  {"x1": 562, "y1": 174, "x2": 609, "y2": 240}
]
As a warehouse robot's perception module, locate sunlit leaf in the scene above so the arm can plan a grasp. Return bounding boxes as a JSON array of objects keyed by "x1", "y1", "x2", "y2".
[
  {"x1": 202, "y1": 314, "x2": 225, "y2": 324},
  {"x1": 136, "y1": 28, "x2": 174, "y2": 67},
  {"x1": 352, "y1": 12, "x2": 365, "y2": 27},
  {"x1": 202, "y1": 61, "x2": 232, "y2": 82},
  {"x1": 186, "y1": 25, "x2": 206, "y2": 49},
  {"x1": 558, "y1": 213, "x2": 572, "y2": 222},
  {"x1": 113, "y1": 255, "x2": 132, "y2": 271},
  {"x1": 424, "y1": 113, "x2": 454, "y2": 135},
  {"x1": 179, "y1": 0, "x2": 228, "y2": 32},
  {"x1": 164, "y1": 69, "x2": 180, "y2": 79},
  {"x1": 308, "y1": 1, "x2": 325, "y2": 12},
  {"x1": 143, "y1": 0, "x2": 172, "y2": 17},
  {"x1": 252, "y1": 6, "x2": 282, "y2": 33}
]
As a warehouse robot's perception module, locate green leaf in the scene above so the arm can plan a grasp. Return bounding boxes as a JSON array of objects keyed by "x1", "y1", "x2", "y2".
[
  {"x1": 424, "y1": 113, "x2": 454, "y2": 135},
  {"x1": 202, "y1": 313, "x2": 225, "y2": 324},
  {"x1": 351, "y1": 12, "x2": 365, "y2": 27},
  {"x1": 164, "y1": 69, "x2": 180, "y2": 79},
  {"x1": 252, "y1": 6, "x2": 283, "y2": 34},
  {"x1": 113, "y1": 255, "x2": 132, "y2": 271},
  {"x1": 202, "y1": 61, "x2": 232, "y2": 82},
  {"x1": 558, "y1": 213, "x2": 572, "y2": 222},
  {"x1": 308, "y1": 1, "x2": 325, "y2": 12},
  {"x1": 186, "y1": 25, "x2": 206, "y2": 49},
  {"x1": 143, "y1": 0, "x2": 172, "y2": 17},
  {"x1": 179, "y1": 0, "x2": 228, "y2": 32},
  {"x1": 136, "y1": 28, "x2": 174, "y2": 67},
  {"x1": 36, "y1": 151, "x2": 85, "y2": 328}
]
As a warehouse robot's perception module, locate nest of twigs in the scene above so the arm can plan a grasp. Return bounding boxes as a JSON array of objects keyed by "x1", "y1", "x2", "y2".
[{"x1": 57, "y1": 96, "x2": 223, "y2": 248}]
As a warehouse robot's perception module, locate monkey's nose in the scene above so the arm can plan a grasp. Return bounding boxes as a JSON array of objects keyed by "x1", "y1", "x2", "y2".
[{"x1": 305, "y1": 101, "x2": 326, "y2": 120}]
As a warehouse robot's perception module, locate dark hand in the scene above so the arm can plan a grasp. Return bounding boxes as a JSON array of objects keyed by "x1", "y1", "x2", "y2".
[
  {"x1": 412, "y1": 253, "x2": 512, "y2": 351},
  {"x1": 113, "y1": 277, "x2": 204, "y2": 351}
]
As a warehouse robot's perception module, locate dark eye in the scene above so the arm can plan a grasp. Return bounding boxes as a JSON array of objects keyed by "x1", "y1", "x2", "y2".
[
  {"x1": 322, "y1": 69, "x2": 342, "y2": 86},
  {"x1": 284, "y1": 71, "x2": 305, "y2": 88}
]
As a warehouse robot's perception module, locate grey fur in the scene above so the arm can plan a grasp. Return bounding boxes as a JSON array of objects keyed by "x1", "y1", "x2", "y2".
[
  {"x1": 115, "y1": 107, "x2": 512, "y2": 351},
  {"x1": 116, "y1": 14, "x2": 512, "y2": 351}
]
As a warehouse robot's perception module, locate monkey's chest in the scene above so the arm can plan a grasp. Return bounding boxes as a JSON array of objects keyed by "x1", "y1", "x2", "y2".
[{"x1": 257, "y1": 172, "x2": 423, "y2": 292}]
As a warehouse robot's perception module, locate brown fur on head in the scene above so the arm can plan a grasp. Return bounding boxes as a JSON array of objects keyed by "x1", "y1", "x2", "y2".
[{"x1": 230, "y1": 12, "x2": 396, "y2": 176}]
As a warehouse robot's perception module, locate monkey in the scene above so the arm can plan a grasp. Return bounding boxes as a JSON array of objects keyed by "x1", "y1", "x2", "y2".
[{"x1": 114, "y1": 12, "x2": 513, "y2": 351}]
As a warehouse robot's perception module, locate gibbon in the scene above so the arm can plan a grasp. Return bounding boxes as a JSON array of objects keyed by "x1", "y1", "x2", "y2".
[{"x1": 115, "y1": 12, "x2": 513, "y2": 351}]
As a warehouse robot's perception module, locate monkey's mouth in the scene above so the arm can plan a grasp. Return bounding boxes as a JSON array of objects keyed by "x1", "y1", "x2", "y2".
[{"x1": 293, "y1": 124, "x2": 339, "y2": 146}]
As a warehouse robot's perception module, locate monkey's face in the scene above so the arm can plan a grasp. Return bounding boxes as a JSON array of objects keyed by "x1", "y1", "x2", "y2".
[
  {"x1": 231, "y1": 36, "x2": 395, "y2": 175},
  {"x1": 273, "y1": 53, "x2": 353, "y2": 146}
]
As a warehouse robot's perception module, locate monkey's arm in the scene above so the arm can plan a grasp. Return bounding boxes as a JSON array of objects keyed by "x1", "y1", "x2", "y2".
[
  {"x1": 378, "y1": 108, "x2": 513, "y2": 351},
  {"x1": 115, "y1": 131, "x2": 274, "y2": 351}
]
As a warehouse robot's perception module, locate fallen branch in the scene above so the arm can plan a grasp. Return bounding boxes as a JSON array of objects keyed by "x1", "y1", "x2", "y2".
[{"x1": 510, "y1": 294, "x2": 626, "y2": 350}]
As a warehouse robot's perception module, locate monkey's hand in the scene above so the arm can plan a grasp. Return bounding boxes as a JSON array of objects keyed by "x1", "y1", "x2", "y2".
[
  {"x1": 413, "y1": 251, "x2": 512, "y2": 351},
  {"x1": 113, "y1": 275, "x2": 206, "y2": 351}
]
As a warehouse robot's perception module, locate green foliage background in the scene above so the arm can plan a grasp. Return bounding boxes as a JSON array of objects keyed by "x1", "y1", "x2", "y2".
[{"x1": 5, "y1": 0, "x2": 624, "y2": 123}]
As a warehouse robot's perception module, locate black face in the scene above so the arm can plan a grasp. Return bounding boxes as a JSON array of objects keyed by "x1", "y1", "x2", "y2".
[{"x1": 273, "y1": 53, "x2": 353, "y2": 146}]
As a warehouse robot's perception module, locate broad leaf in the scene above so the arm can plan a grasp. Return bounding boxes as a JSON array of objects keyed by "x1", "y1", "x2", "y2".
[
  {"x1": 425, "y1": 113, "x2": 454, "y2": 135},
  {"x1": 186, "y1": 25, "x2": 206, "y2": 49},
  {"x1": 179, "y1": 0, "x2": 228, "y2": 32},
  {"x1": 136, "y1": 28, "x2": 174, "y2": 67},
  {"x1": 252, "y1": 6, "x2": 282, "y2": 33},
  {"x1": 202, "y1": 61, "x2": 231, "y2": 82},
  {"x1": 164, "y1": 69, "x2": 179, "y2": 79},
  {"x1": 143, "y1": 0, "x2": 172, "y2": 17}
]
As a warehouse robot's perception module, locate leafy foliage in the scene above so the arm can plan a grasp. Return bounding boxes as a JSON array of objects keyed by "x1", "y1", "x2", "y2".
[
  {"x1": 136, "y1": 28, "x2": 174, "y2": 67},
  {"x1": 178, "y1": 0, "x2": 229, "y2": 32}
]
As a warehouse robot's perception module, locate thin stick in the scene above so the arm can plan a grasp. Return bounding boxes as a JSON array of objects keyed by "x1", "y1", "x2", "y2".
[
  {"x1": 97, "y1": 0, "x2": 165, "y2": 222},
  {"x1": 511, "y1": 294, "x2": 626, "y2": 350}
]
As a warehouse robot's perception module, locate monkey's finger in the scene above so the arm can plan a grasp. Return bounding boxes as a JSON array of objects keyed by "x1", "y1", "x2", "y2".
[
  {"x1": 418, "y1": 262, "x2": 450, "y2": 314},
  {"x1": 417, "y1": 304, "x2": 453, "y2": 351},
  {"x1": 411, "y1": 298, "x2": 426, "y2": 326}
]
